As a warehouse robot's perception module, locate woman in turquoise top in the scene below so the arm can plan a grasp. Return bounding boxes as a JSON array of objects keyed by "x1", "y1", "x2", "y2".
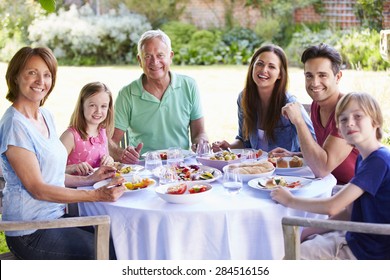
[
  {"x1": 212, "y1": 45, "x2": 316, "y2": 152},
  {"x1": 0, "y1": 47, "x2": 125, "y2": 259}
]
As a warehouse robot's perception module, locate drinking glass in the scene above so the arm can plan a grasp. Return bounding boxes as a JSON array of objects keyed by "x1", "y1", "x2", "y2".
[
  {"x1": 158, "y1": 166, "x2": 179, "y2": 185},
  {"x1": 243, "y1": 149, "x2": 257, "y2": 162},
  {"x1": 167, "y1": 147, "x2": 184, "y2": 167},
  {"x1": 222, "y1": 169, "x2": 243, "y2": 195},
  {"x1": 144, "y1": 151, "x2": 163, "y2": 172},
  {"x1": 196, "y1": 142, "x2": 211, "y2": 157}
]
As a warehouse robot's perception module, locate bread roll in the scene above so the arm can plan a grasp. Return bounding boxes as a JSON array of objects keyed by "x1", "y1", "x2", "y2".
[
  {"x1": 289, "y1": 156, "x2": 303, "y2": 168},
  {"x1": 276, "y1": 157, "x2": 288, "y2": 168}
]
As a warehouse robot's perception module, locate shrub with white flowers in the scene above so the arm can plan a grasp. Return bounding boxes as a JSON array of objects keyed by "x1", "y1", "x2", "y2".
[{"x1": 28, "y1": 4, "x2": 151, "y2": 65}]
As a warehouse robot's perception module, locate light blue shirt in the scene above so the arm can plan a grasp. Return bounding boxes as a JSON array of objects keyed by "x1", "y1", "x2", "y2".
[
  {"x1": 236, "y1": 92, "x2": 316, "y2": 152},
  {"x1": 0, "y1": 107, "x2": 67, "y2": 236}
]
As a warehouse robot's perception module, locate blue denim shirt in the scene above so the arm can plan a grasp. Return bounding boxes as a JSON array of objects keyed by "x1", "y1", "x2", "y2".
[
  {"x1": 235, "y1": 92, "x2": 316, "y2": 152},
  {"x1": 0, "y1": 107, "x2": 67, "y2": 236}
]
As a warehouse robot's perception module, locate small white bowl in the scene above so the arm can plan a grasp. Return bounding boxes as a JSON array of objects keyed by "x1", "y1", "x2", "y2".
[{"x1": 155, "y1": 182, "x2": 212, "y2": 204}]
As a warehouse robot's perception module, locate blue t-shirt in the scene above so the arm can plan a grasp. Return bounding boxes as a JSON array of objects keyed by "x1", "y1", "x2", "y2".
[
  {"x1": 0, "y1": 106, "x2": 67, "y2": 236},
  {"x1": 348, "y1": 147, "x2": 390, "y2": 259}
]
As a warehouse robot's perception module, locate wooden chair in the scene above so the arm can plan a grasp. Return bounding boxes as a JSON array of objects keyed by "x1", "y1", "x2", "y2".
[
  {"x1": 282, "y1": 216, "x2": 390, "y2": 260},
  {"x1": 0, "y1": 175, "x2": 111, "y2": 260}
]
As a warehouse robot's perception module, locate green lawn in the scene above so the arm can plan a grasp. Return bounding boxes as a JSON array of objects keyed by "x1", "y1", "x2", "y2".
[
  {"x1": 0, "y1": 64, "x2": 389, "y2": 254},
  {"x1": 1, "y1": 64, "x2": 389, "y2": 142}
]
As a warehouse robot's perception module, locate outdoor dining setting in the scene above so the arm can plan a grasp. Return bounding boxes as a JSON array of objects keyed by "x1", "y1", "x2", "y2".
[
  {"x1": 1, "y1": 1, "x2": 390, "y2": 269},
  {"x1": 78, "y1": 148, "x2": 336, "y2": 260}
]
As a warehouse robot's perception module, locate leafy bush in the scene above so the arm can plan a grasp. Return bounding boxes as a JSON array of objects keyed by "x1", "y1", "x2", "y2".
[
  {"x1": 28, "y1": 4, "x2": 151, "y2": 65},
  {"x1": 221, "y1": 27, "x2": 263, "y2": 51},
  {"x1": 161, "y1": 21, "x2": 197, "y2": 52},
  {"x1": 338, "y1": 29, "x2": 389, "y2": 71},
  {"x1": 0, "y1": 0, "x2": 46, "y2": 61},
  {"x1": 285, "y1": 26, "x2": 343, "y2": 67},
  {"x1": 286, "y1": 27, "x2": 389, "y2": 70}
]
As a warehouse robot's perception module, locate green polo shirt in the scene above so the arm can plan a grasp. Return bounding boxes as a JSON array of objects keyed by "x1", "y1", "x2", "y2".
[{"x1": 114, "y1": 72, "x2": 203, "y2": 154}]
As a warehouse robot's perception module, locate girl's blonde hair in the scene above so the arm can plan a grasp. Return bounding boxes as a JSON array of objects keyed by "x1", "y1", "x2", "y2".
[
  {"x1": 69, "y1": 82, "x2": 114, "y2": 140},
  {"x1": 335, "y1": 92, "x2": 383, "y2": 140}
]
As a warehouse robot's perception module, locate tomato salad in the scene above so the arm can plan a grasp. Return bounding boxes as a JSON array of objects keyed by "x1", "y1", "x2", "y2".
[{"x1": 167, "y1": 183, "x2": 209, "y2": 195}]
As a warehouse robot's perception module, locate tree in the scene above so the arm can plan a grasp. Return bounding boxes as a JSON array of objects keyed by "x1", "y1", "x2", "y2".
[{"x1": 355, "y1": 0, "x2": 384, "y2": 32}]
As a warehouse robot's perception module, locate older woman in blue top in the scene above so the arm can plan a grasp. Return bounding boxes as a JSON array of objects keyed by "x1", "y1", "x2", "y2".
[
  {"x1": 212, "y1": 45, "x2": 315, "y2": 152},
  {"x1": 0, "y1": 47, "x2": 125, "y2": 259}
]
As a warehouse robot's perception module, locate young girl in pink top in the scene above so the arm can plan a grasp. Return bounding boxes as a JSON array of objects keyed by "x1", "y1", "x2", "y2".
[{"x1": 61, "y1": 82, "x2": 115, "y2": 175}]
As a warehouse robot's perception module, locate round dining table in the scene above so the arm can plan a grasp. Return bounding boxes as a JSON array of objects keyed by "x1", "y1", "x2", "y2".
[{"x1": 78, "y1": 162, "x2": 336, "y2": 260}]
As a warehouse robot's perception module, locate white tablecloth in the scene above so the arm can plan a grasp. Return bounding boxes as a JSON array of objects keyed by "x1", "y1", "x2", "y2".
[{"x1": 79, "y1": 166, "x2": 336, "y2": 260}]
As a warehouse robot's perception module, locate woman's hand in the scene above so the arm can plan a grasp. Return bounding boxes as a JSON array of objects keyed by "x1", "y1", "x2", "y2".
[
  {"x1": 211, "y1": 140, "x2": 230, "y2": 152},
  {"x1": 66, "y1": 162, "x2": 94, "y2": 176},
  {"x1": 95, "y1": 176, "x2": 126, "y2": 202},
  {"x1": 88, "y1": 165, "x2": 116, "y2": 182},
  {"x1": 268, "y1": 147, "x2": 295, "y2": 157}
]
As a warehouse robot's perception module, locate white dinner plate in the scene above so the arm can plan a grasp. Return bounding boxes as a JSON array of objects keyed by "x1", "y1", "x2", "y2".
[
  {"x1": 93, "y1": 177, "x2": 156, "y2": 193},
  {"x1": 153, "y1": 164, "x2": 222, "y2": 183},
  {"x1": 155, "y1": 182, "x2": 212, "y2": 204},
  {"x1": 94, "y1": 164, "x2": 144, "y2": 174},
  {"x1": 247, "y1": 176, "x2": 312, "y2": 192},
  {"x1": 141, "y1": 149, "x2": 196, "y2": 160}
]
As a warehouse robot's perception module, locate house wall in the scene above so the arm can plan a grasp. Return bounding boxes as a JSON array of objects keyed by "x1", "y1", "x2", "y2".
[{"x1": 180, "y1": 0, "x2": 390, "y2": 30}]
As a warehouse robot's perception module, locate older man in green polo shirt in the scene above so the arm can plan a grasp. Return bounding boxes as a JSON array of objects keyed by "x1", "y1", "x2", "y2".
[{"x1": 110, "y1": 29, "x2": 208, "y2": 164}]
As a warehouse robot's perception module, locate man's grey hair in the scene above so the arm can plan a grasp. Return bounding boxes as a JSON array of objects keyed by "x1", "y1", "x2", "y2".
[{"x1": 137, "y1": 29, "x2": 172, "y2": 56}]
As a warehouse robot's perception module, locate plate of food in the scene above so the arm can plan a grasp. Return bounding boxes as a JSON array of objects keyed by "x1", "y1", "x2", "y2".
[
  {"x1": 267, "y1": 156, "x2": 307, "y2": 173},
  {"x1": 93, "y1": 174, "x2": 156, "y2": 192},
  {"x1": 113, "y1": 163, "x2": 144, "y2": 175},
  {"x1": 94, "y1": 163, "x2": 144, "y2": 175},
  {"x1": 155, "y1": 182, "x2": 212, "y2": 204},
  {"x1": 248, "y1": 176, "x2": 312, "y2": 192},
  {"x1": 222, "y1": 160, "x2": 275, "y2": 182},
  {"x1": 154, "y1": 164, "x2": 222, "y2": 183},
  {"x1": 230, "y1": 149, "x2": 268, "y2": 159},
  {"x1": 196, "y1": 150, "x2": 242, "y2": 171},
  {"x1": 141, "y1": 149, "x2": 196, "y2": 161}
]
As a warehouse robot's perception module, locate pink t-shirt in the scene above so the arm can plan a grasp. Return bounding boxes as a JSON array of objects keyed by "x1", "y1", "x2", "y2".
[
  {"x1": 311, "y1": 102, "x2": 359, "y2": 184},
  {"x1": 66, "y1": 127, "x2": 108, "y2": 168}
]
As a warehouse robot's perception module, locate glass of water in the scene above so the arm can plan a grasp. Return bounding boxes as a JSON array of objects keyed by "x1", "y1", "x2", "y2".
[
  {"x1": 167, "y1": 147, "x2": 184, "y2": 167},
  {"x1": 144, "y1": 151, "x2": 163, "y2": 172},
  {"x1": 158, "y1": 166, "x2": 179, "y2": 185},
  {"x1": 196, "y1": 142, "x2": 211, "y2": 157},
  {"x1": 222, "y1": 169, "x2": 243, "y2": 195}
]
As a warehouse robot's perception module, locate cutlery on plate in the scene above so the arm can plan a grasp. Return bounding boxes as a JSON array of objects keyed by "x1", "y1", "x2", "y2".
[{"x1": 107, "y1": 183, "x2": 123, "y2": 189}]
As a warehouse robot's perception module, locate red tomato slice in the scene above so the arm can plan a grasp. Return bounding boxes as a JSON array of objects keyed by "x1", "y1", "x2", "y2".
[
  {"x1": 167, "y1": 183, "x2": 187, "y2": 195},
  {"x1": 189, "y1": 185, "x2": 208, "y2": 194},
  {"x1": 286, "y1": 181, "x2": 301, "y2": 188}
]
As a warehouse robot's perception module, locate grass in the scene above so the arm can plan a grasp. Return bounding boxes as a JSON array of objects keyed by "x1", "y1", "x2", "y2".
[
  {"x1": 0, "y1": 64, "x2": 389, "y2": 253},
  {"x1": 1, "y1": 64, "x2": 389, "y2": 142}
]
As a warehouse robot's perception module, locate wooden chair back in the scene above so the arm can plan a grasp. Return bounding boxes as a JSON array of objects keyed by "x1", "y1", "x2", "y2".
[
  {"x1": 0, "y1": 175, "x2": 111, "y2": 260},
  {"x1": 282, "y1": 216, "x2": 390, "y2": 260}
]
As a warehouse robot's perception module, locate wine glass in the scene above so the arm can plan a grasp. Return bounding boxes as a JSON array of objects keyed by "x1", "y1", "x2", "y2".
[
  {"x1": 144, "y1": 151, "x2": 163, "y2": 172},
  {"x1": 243, "y1": 149, "x2": 257, "y2": 162},
  {"x1": 222, "y1": 169, "x2": 243, "y2": 195}
]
